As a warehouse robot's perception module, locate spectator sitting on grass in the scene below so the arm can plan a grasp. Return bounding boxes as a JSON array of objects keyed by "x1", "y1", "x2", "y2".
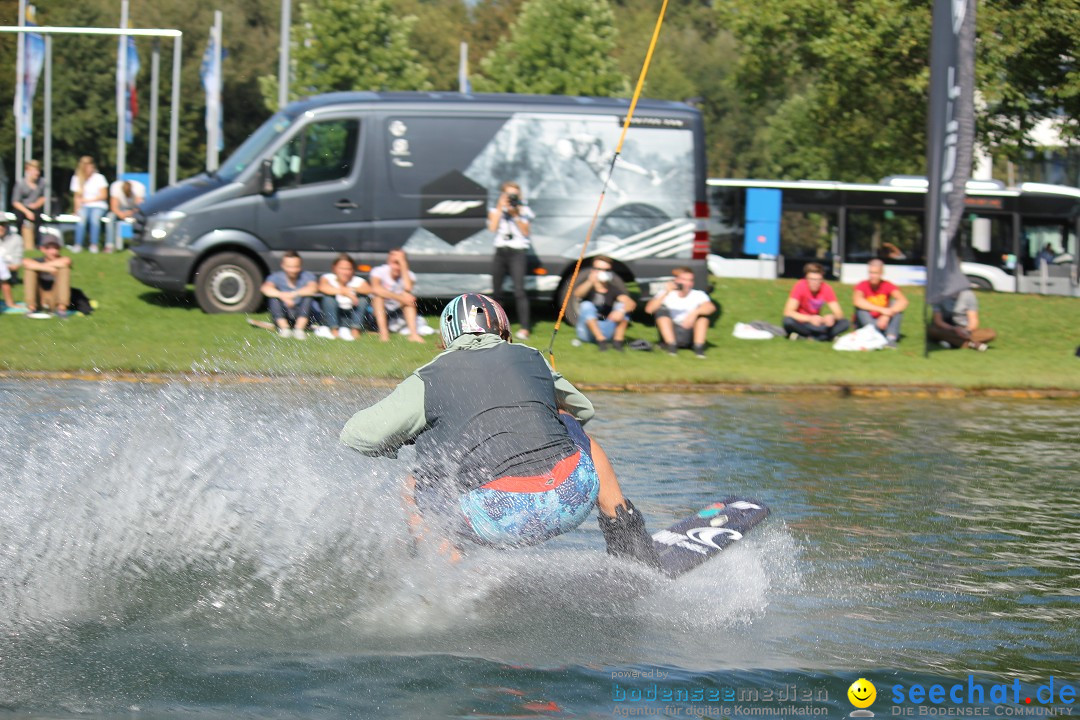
[
  {"x1": 573, "y1": 256, "x2": 635, "y2": 352},
  {"x1": 928, "y1": 287, "x2": 996, "y2": 352},
  {"x1": 317, "y1": 253, "x2": 372, "y2": 341},
  {"x1": 852, "y1": 258, "x2": 909, "y2": 348},
  {"x1": 643, "y1": 266, "x2": 716, "y2": 358},
  {"x1": 782, "y1": 263, "x2": 850, "y2": 341},
  {"x1": 369, "y1": 249, "x2": 424, "y2": 343},
  {"x1": 106, "y1": 178, "x2": 146, "y2": 251},
  {"x1": 0, "y1": 217, "x2": 24, "y2": 311},
  {"x1": 260, "y1": 250, "x2": 318, "y2": 340},
  {"x1": 22, "y1": 237, "x2": 72, "y2": 316}
]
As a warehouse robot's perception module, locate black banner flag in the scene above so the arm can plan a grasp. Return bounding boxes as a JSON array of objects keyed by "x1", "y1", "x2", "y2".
[{"x1": 925, "y1": 0, "x2": 977, "y2": 309}]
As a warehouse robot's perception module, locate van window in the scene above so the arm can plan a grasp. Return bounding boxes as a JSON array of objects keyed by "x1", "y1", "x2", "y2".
[
  {"x1": 270, "y1": 119, "x2": 360, "y2": 189},
  {"x1": 219, "y1": 111, "x2": 295, "y2": 182}
]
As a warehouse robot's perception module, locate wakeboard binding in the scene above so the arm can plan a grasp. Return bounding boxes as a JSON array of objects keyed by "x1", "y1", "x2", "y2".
[{"x1": 598, "y1": 499, "x2": 661, "y2": 570}]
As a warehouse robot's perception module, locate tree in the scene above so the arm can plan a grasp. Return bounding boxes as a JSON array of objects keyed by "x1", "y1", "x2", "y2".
[
  {"x1": 259, "y1": 0, "x2": 430, "y2": 108},
  {"x1": 978, "y1": 0, "x2": 1080, "y2": 158},
  {"x1": 611, "y1": 0, "x2": 743, "y2": 176},
  {"x1": 474, "y1": 0, "x2": 628, "y2": 96},
  {"x1": 716, "y1": 0, "x2": 1080, "y2": 182},
  {"x1": 717, "y1": 0, "x2": 931, "y2": 182},
  {"x1": 468, "y1": 0, "x2": 526, "y2": 65},
  {"x1": 396, "y1": 0, "x2": 471, "y2": 91}
]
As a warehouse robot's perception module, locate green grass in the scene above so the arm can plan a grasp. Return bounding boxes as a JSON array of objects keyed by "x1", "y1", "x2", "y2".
[{"x1": 2, "y1": 251, "x2": 1079, "y2": 390}]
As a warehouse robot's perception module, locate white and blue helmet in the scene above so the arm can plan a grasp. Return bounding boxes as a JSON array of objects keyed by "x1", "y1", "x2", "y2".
[{"x1": 439, "y1": 293, "x2": 511, "y2": 347}]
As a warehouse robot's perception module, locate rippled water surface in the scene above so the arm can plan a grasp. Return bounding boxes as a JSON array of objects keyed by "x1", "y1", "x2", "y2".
[{"x1": 1, "y1": 380, "x2": 1077, "y2": 718}]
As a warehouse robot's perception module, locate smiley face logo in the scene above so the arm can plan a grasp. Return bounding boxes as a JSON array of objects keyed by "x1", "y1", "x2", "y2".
[{"x1": 848, "y1": 678, "x2": 877, "y2": 709}]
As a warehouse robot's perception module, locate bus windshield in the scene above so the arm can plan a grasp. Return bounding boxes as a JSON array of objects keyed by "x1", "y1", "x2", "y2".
[{"x1": 216, "y1": 111, "x2": 298, "y2": 182}]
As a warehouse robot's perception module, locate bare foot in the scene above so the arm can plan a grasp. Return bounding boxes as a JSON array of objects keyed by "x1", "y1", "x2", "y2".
[{"x1": 408, "y1": 334, "x2": 425, "y2": 343}]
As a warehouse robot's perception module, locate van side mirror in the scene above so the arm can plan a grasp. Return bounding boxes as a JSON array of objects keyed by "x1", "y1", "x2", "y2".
[{"x1": 259, "y1": 159, "x2": 275, "y2": 196}]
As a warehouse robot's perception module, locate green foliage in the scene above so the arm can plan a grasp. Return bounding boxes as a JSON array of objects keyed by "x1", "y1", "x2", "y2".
[
  {"x1": 978, "y1": 0, "x2": 1080, "y2": 157},
  {"x1": 259, "y1": 0, "x2": 431, "y2": 108},
  {"x1": 467, "y1": 0, "x2": 526, "y2": 66},
  {"x1": 717, "y1": 0, "x2": 1080, "y2": 181},
  {"x1": 475, "y1": 0, "x2": 628, "y2": 96},
  {"x1": 398, "y1": 0, "x2": 471, "y2": 91},
  {"x1": 610, "y1": 0, "x2": 743, "y2": 176},
  {"x1": 717, "y1": 0, "x2": 931, "y2": 182}
]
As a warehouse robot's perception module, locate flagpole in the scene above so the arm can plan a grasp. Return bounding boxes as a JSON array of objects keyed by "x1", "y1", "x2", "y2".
[
  {"x1": 206, "y1": 10, "x2": 223, "y2": 172},
  {"x1": 25, "y1": 3, "x2": 33, "y2": 170},
  {"x1": 43, "y1": 33, "x2": 51, "y2": 215},
  {"x1": 116, "y1": 0, "x2": 129, "y2": 179},
  {"x1": 278, "y1": 0, "x2": 290, "y2": 109},
  {"x1": 14, "y1": 0, "x2": 26, "y2": 183},
  {"x1": 169, "y1": 34, "x2": 181, "y2": 185},
  {"x1": 25, "y1": 78, "x2": 33, "y2": 171},
  {"x1": 149, "y1": 39, "x2": 159, "y2": 193},
  {"x1": 459, "y1": 42, "x2": 468, "y2": 94}
]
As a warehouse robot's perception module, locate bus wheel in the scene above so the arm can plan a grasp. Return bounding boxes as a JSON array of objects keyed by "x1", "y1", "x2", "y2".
[
  {"x1": 966, "y1": 275, "x2": 994, "y2": 291},
  {"x1": 194, "y1": 252, "x2": 264, "y2": 313},
  {"x1": 554, "y1": 276, "x2": 581, "y2": 326}
]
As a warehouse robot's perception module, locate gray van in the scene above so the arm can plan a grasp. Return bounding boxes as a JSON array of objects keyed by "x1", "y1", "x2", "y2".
[{"x1": 129, "y1": 92, "x2": 709, "y2": 313}]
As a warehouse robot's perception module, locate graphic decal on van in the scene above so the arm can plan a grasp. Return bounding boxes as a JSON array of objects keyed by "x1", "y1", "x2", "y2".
[
  {"x1": 418, "y1": 170, "x2": 490, "y2": 246},
  {"x1": 427, "y1": 200, "x2": 485, "y2": 215},
  {"x1": 393, "y1": 113, "x2": 693, "y2": 260}
]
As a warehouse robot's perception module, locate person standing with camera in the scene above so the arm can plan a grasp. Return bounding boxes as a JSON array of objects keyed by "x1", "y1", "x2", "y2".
[{"x1": 487, "y1": 181, "x2": 535, "y2": 340}]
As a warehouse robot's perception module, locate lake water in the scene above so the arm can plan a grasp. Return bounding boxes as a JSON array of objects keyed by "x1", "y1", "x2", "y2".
[{"x1": 1, "y1": 379, "x2": 1077, "y2": 719}]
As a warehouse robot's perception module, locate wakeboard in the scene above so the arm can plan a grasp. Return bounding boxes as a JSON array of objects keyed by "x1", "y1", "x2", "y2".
[{"x1": 653, "y1": 498, "x2": 770, "y2": 578}]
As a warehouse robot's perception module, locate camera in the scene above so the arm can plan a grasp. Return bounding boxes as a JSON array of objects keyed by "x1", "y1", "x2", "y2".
[{"x1": 507, "y1": 193, "x2": 522, "y2": 208}]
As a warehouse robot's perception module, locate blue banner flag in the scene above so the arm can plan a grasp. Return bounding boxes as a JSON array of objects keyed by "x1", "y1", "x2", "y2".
[
  {"x1": 117, "y1": 35, "x2": 141, "y2": 143},
  {"x1": 15, "y1": 20, "x2": 45, "y2": 139}
]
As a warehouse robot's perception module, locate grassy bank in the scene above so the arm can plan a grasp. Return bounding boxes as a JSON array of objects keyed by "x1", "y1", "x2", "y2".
[{"x1": 2, "y1": 252, "x2": 1079, "y2": 390}]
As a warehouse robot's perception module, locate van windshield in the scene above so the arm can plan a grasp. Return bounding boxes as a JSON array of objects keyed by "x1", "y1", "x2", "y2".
[{"x1": 216, "y1": 111, "x2": 297, "y2": 182}]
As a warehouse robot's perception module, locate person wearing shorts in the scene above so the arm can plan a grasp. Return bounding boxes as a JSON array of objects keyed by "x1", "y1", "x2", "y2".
[
  {"x1": 340, "y1": 293, "x2": 659, "y2": 565},
  {"x1": 644, "y1": 266, "x2": 716, "y2": 358}
]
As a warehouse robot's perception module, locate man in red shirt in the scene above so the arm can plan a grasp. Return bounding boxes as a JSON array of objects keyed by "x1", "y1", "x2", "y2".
[
  {"x1": 782, "y1": 263, "x2": 850, "y2": 341},
  {"x1": 852, "y1": 258, "x2": 909, "y2": 348}
]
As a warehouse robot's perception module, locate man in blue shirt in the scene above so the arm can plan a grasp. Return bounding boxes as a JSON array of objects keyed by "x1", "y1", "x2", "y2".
[{"x1": 260, "y1": 251, "x2": 318, "y2": 339}]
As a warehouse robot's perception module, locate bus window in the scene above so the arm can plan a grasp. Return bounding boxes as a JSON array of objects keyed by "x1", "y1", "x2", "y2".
[
  {"x1": 781, "y1": 210, "x2": 837, "y2": 262},
  {"x1": 709, "y1": 185, "x2": 744, "y2": 256},
  {"x1": 845, "y1": 210, "x2": 923, "y2": 263},
  {"x1": 1021, "y1": 221, "x2": 1076, "y2": 271},
  {"x1": 957, "y1": 213, "x2": 1012, "y2": 270}
]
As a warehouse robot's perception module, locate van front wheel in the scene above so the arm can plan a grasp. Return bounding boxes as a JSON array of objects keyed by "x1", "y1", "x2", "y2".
[{"x1": 194, "y1": 252, "x2": 264, "y2": 314}]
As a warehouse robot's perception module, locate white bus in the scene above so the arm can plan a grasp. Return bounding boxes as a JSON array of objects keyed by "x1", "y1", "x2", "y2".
[{"x1": 707, "y1": 176, "x2": 1080, "y2": 296}]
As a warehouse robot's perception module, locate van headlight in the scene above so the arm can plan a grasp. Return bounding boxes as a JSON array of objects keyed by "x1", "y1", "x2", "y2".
[{"x1": 146, "y1": 211, "x2": 187, "y2": 242}]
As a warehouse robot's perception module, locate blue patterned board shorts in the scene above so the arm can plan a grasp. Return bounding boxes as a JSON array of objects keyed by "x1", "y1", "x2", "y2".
[{"x1": 457, "y1": 414, "x2": 600, "y2": 547}]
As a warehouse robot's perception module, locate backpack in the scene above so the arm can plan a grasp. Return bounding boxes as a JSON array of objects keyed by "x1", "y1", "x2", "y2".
[{"x1": 70, "y1": 287, "x2": 94, "y2": 315}]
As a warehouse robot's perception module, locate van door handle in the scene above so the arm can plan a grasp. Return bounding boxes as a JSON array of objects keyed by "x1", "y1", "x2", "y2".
[{"x1": 335, "y1": 199, "x2": 359, "y2": 209}]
